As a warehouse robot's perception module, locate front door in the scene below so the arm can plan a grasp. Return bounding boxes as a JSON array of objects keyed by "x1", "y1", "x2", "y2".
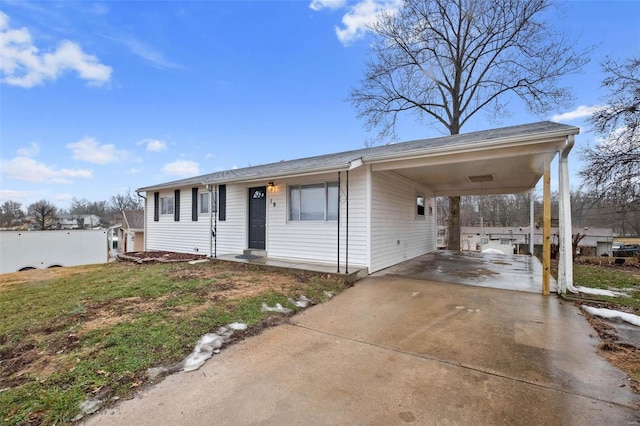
[{"x1": 248, "y1": 187, "x2": 266, "y2": 250}]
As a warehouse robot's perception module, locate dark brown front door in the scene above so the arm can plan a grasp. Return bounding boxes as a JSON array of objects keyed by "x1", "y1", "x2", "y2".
[{"x1": 248, "y1": 187, "x2": 266, "y2": 250}]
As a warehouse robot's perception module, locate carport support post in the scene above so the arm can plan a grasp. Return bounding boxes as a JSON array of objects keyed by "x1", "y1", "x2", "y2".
[{"x1": 542, "y1": 161, "x2": 551, "y2": 295}]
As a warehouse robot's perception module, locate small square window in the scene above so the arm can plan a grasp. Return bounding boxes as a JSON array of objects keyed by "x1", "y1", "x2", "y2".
[
  {"x1": 199, "y1": 192, "x2": 217, "y2": 214},
  {"x1": 160, "y1": 196, "x2": 174, "y2": 215}
]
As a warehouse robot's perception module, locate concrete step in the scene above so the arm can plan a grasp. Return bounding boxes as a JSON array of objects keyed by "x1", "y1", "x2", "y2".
[{"x1": 243, "y1": 249, "x2": 266, "y2": 257}]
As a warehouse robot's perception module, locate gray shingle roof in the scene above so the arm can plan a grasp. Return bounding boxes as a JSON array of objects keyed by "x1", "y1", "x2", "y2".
[
  {"x1": 122, "y1": 210, "x2": 144, "y2": 231},
  {"x1": 138, "y1": 121, "x2": 579, "y2": 192}
]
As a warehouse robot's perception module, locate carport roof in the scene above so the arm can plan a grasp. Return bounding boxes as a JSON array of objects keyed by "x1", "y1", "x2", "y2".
[{"x1": 137, "y1": 121, "x2": 579, "y2": 195}]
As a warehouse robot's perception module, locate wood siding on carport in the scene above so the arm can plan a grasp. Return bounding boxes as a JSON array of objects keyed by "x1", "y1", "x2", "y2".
[{"x1": 369, "y1": 170, "x2": 436, "y2": 273}]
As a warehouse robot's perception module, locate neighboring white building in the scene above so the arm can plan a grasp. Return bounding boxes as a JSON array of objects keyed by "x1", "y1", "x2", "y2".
[
  {"x1": 56, "y1": 214, "x2": 102, "y2": 230},
  {"x1": 137, "y1": 122, "x2": 579, "y2": 275}
]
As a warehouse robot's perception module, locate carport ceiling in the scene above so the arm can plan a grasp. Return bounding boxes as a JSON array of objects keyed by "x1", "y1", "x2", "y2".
[{"x1": 370, "y1": 137, "x2": 571, "y2": 197}]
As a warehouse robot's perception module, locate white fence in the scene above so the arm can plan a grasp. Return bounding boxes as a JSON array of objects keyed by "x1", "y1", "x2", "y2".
[{"x1": 0, "y1": 230, "x2": 108, "y2": 273}]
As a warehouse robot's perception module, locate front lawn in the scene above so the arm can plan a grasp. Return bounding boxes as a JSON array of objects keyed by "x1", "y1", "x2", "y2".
[{"x1": 0, "y1": 260, "x2": 347, "y2": 425}]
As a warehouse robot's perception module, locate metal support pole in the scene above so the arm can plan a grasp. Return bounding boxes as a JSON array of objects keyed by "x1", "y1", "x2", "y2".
[
  {"x1": 529, "y1": 189, "x2": 534, "y2": 256},
  {"x1": 542, "y1": 161, "x2": 551, "y2": 296},
  {"x1": 346, "y1": 169, "x2": 349, "y2": 275}
]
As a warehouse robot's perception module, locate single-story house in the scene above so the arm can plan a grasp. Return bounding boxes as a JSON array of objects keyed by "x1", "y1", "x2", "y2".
[{"x1": 137, "y1": 121, "x2": 579, "y2": 290}]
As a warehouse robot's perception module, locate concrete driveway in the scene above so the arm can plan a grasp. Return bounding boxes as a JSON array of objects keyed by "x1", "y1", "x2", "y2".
[{"x1": 85, "y1": 276, "x2": 638, "y2": 425}]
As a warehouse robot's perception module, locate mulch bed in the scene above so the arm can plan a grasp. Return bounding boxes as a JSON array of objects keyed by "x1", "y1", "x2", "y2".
[{"x1": 117, "y1": 251, "x2": 207, "y2": 264}]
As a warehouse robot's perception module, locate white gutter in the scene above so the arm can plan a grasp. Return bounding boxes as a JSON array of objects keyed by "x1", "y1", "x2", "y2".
[{"x1": 558, "y1": 135, "x2": 578, "y2": 294}]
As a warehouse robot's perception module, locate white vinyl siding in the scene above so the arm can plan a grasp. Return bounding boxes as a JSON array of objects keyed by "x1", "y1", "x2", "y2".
[
  {"x1": 145, "y1": 185, "x2": 246, "y2": 256},
  {"x1": 267, "y1": 169, "x2": 367, "y2": 269},
  {"x1": 369, "y1": 171, "x2": 436, "y2": 273}
]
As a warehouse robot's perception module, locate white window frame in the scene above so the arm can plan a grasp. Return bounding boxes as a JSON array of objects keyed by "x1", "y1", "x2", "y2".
[
  {"x1": 199, "y1": 191, "x2": 217, "y2": 215},
  {"x1": 160, "y1": 195, "x2": 174, "y2": 215},
  {"x1": 289, "y1": 182, "x2": 339, "y2": 222},
  {"x1": 416, "y1": 195, "x2": 425, "y2": 218}
]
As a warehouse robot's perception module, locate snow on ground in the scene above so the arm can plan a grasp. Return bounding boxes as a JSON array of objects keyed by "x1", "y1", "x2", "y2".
[
  {"x1": 261, "y1": 302, "x2": 293, "y2": 314},
  {"x1": 576, "y1": 286, "x2": 625, "y2": 298},
  {"x1": 582, "y1": 306, "x2": 640, "y2": 327},
  {"x1": 481, "y1": 249, "x2": 505, "y2": 255}
]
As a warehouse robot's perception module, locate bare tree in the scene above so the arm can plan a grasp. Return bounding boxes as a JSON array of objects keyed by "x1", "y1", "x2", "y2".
[
  {"x1": 110, "y1": 189, "x2": 143, "y2": 212},
  {"x1": 0, "y1": 201, "x2": 25, "y2": 228},
  {"x1": 351, "y1": 0, "x2": 589, "y2": 249},
  {"x1": 580, "y1": 57, "x2": 640, "y2": 217},
  {"x1": 28, "y1": 200, "x2": 58, "y2": 230}
]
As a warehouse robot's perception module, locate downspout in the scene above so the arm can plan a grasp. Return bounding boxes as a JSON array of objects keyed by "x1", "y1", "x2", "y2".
[
  {"x1": 206, "y1": 185, "x2": 214, "y2": 258},
  {"x1": 558, "y1": 135, "x2": 577, "y2": 294},
  {"x1": 136, "y1": 191, "x2": 147, "y2": 251},
  {"x1": 337, "y1": 171, "x2": 341, "y2": 273}
]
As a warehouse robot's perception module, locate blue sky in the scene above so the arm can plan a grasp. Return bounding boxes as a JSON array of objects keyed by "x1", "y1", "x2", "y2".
[{"x1": 1, "y1": 0, "x2": 639, "y2": 210}]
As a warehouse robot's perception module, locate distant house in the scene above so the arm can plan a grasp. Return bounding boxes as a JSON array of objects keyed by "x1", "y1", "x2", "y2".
[
  {"x1": 56, "y1": 214, "x2": 101, "y2": 230},
  {"x1": 109, "y1": 210, "x2": 144, "y2": 254},
  {"x1": 136, "y1": 122, "x2": 580, "y2": 277},
  {"x1": 121, "y1": 210, "x2": 144, "y2": 252},
  {"x1": 460, "y1": 226, "x2": 614, "y2": 256}
]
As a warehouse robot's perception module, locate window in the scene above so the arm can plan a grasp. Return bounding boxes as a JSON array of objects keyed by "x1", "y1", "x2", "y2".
[
  {"x1": 500, "y1": 239, "x2": 511, "y2": 245},
  {"x1": 160, "y1": 196, "x2": 174, "y2": 215},
  {"x1": 199, "y1": 192, "x2": 217, "y2": 214},
  {"x1": 289, "y1": 182, "x2": 338, "y2": 221},
  {"x1": 416, "y1": 196, "x2": 425, "y2": 216}
]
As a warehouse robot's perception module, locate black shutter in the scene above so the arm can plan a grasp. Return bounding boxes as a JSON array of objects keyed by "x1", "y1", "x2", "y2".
[
  {"x1": 154, "y1": 192, "x2": 159, "y2": 222},
  {"x1": 192, "y1": 187, "x2": 198, "y2": 221},
  {"x1": 218, "y1": 185, "x2": 226, "y2": 221},
  {"x1": 174, "y1": 189, "x2": 180, "y2": 221}
]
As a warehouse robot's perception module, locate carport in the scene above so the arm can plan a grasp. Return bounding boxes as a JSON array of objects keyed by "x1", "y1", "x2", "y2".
[{"x1": 366, "y1": 122, "x2": 579, "y2": 295}]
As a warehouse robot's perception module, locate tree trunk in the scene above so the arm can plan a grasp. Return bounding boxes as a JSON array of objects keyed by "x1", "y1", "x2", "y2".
[{"x1": 448, "y1": 195, "x2": 461, "y2": 250}]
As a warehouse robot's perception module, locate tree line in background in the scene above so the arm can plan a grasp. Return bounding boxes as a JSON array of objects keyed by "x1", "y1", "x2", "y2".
[
  {"x1": 0, "y1": 189, "x2": 143, "y2": 230},
  {"x1": 437, "y1": 187, "x2": 640, "y2": 236}
]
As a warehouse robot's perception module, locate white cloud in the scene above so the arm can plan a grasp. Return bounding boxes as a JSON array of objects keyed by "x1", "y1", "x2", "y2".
[
  {"x1": 98, "y1": 33, "x2": 180, "y2": 69},
  {"x1": 54, "y1": 193, "x2": 75, "y2": 203},
  {"x1": 16, "y1": 142, "x2": 40, "y2": 157},
  {"x1": 0, "y1": 12, "x2": 112, "y2": 88},
  {"x1": 328, "y1": 0, "x2": 401, "y2": 44},
  {"x1": 140, "y1": 138, "x2": 167, "y2": 152},
  {"x1": 204, "y1": 153, "x2": 215, "y2": 159},
  {"x1": 310, "y1": 0, "x2": 347, "y2": 11},
  {"x1": 551, "y1": 105, "x2": 600, "y2": 122},
  {"x1": 1, "y1": 156, "x2": 93, "y2": 183},
  {"x1": 162, "y1": 160, "x2": 199, "y2": 177},
  {"x1": 67, "y1": 137, "x2": 128, "y2": 164},
  {"x1": 128, "y1": 167, "x2": 142, "y2": 174},
  {"x1": 0, "y1": 189, "x2": 35, "y2": 204}
]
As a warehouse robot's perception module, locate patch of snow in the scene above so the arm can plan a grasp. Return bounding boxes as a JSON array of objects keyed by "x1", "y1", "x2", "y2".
[
  {"x1": 183, "y1": 333, "x2": 227, "y2": 372},
  {"x1": 575, "y1": 286, "x2": 624, "y2": 298},
  {"x1": 72, "y1": 399, "x2": 103, "y2": 420},
  {"x1": 411, "y1": 292, "x2": 422, "y2": 298},
  {"x1": 455, "y1": 306, "x2": 465, "y2": 310},
  {"x1": 481, "y1": 249, "x2": 505, "y2": 255},
  {"x1": 323, "y1": 291, "x2": 334, "y2": 299},
  {"x1": 582, "y1": 306, "x2": 640, "y2": 327},
  {"x1": 261, "y1": 302, "x2": 292, "y2": 314},
  {"x1": 188, "y1": 259, "x2": 209, "y2": 265},
  {"x1": 288, "y1": 295, "x2": 311, "y2": 308},
  {"x1": 227, "y1": 322, "x2": 247, "y2": 331}
]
